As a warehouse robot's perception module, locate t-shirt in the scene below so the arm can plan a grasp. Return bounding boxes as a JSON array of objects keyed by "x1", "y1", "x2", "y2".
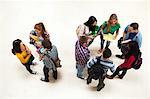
[
  {"x1": 102, "y1": 21, "x2": 120, "y2": 35},
  {"x1": 91, "y1": 25, "x2": 100, "y2": 36}
]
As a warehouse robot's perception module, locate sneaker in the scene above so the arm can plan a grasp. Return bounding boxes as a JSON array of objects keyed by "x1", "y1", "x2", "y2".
[
  {"x1": 31, "y1": 71, "x2": 37, "y2": 75},
  {"x1": 40, "y1": 77, "x2": 49, "y2": 82},
  {"x1": 115, "y1": 54, "x2": 125, "y2": 59},
  {"x1": 77, "y1": 75, "x2": 85, "y2": 80},
  {"x1": 106, "y1": 75, "x2": 113, "y2": 79},
  {"x1": 97, "y1": 83, "x2": 105, "y2": 91},
  {"x1": 117, "y1": 75, "x2": 124, "y2": 79}
]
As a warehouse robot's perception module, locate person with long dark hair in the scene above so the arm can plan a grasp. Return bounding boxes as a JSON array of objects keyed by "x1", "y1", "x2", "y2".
[
  {"x1": 76, "y1": 16, "x2": 99, "y2": 46},
  {"x1": 12, "y1": 39, "x2": 37, "y2": 74},
  {"x1": 106, "y1": 41, "x2": 140, "y2": 79}
]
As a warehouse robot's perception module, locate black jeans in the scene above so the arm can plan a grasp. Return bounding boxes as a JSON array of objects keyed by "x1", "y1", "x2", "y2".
[
  {"x1": 43, "y1": 66, "x2": 57, "y2": 81},
  {"x1": 23, "y1": 55, "x2": 35, "y2": 74},
  {"x1": 111, "y1": 67, "x2": 128, "y2": 79}
]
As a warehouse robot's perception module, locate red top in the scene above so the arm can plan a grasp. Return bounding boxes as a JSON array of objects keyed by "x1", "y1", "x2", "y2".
[{"x1": 119, "y1": 55, "x2": 135, "y2": 69}]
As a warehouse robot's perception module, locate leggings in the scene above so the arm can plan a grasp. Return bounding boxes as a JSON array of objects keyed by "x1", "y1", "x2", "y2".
[{"x1": 23, "y1": 55, "x2": 35, "y2": 74}]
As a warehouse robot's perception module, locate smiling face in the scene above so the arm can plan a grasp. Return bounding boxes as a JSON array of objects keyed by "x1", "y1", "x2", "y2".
[{"x1": 110, "y1": 19, "x2": 117, "y2": 26}]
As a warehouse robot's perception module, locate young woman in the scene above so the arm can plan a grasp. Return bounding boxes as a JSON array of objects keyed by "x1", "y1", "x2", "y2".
[
  {"x1": 12, "y1": 39, "x2": 37, "y2": 74},
  {"x1": 29, "y1": 22, "x2": 50, "y2": 48},
  {"x1": 99, "y1": 14, "x2": 120, "y2": 53},
  {"x1": 76, "y1": 16, "x2": 99, "y2": 46},
  {"x1": 106, "y1": 41, "x2": 140, "y2": 79}
]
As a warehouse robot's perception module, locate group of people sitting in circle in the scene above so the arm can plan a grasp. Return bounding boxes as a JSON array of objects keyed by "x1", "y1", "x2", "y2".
[
  {"x1": 11, "y1": 14, "x2": 143, "y2": 91},
  {"x1": 75, "y1": 14, "x2": 142, "y2": 91}
]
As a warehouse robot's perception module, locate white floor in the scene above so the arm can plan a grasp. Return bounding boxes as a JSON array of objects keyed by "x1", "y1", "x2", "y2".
[{"x1": 0, "y1": 0, "x2": 150, "y2": 99}]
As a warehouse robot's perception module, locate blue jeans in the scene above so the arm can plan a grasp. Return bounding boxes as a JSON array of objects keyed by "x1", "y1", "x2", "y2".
[{"x1": 76, "y1": 64, "x2": 85, "y2": 77}]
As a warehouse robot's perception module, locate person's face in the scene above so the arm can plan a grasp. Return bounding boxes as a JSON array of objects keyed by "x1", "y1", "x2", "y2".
[
  {"x1": 92, "y1": 21, "x2": 97, "y2": 26},
  {"x1": 20, "y1": 42, "x2": 26, "y2": 51},
  {"x1": 35, "y1": 25, "x2": 41, "y2": 34},
  {"x1": 110, "y1": 19, "x2": 117, "y2": 26},
  {"x1": 128, "y1": 26, "x2": 136, "y2": 33}
]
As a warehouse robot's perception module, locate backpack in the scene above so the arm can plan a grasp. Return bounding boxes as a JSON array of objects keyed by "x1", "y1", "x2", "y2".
[
  {"x1": 88, "y1": 57, "x2": 104, "y2": 80},
  {"x1": 43, "y1": 50, "x2": 56, "y2": 71},
  {"x1": 132, "y1": 52, "x2": 143, "y2": 70}
]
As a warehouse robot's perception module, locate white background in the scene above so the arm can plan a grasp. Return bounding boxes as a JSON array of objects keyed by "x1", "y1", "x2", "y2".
[{"x1": 0, "y1": 0, "x2": 150, "y2": 99}]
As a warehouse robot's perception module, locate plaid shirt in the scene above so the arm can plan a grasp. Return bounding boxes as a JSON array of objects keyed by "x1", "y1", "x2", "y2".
[{"x1": 75, "y1": 40, "x2": 90, "y2": 66}]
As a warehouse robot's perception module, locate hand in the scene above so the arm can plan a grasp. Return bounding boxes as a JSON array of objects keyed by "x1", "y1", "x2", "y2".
[
  {"x1": 27, "y1": 50, "x2": 31, "y2": 54},
  {"x1": 114, "y1": 35, "x2": 117, "y2": 40}
]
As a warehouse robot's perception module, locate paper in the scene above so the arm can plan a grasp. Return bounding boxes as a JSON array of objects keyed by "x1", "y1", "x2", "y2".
[{"x1": 103, "y1": 33, "x2": 114, "y2": 41}]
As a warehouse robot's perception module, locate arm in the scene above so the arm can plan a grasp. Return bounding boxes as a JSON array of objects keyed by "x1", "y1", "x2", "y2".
[
  {"x1": 100, "y1": 61, "x2": 116, "y2": 73},
  {"x1": 123, "y1": 26, "x2": 128, "y2": 41},
  {"x1": 30, "y1": 34, "x2": 39, "y2": 41},
  {"x1": 87, "y1": 57, "x2": 97, "y2": 68},
  {"x1": 76, "y1": 25, "x2": 87, "y2": 38},
  {"x1": 114, "y1": 29, "x2": 119, "y2": 40},
  {"x1": 25, "y1": 45, "x2": 31, "y2": 54},
  {"x1": 17, "y1": 53, "x2": 31, "y2": 64}
]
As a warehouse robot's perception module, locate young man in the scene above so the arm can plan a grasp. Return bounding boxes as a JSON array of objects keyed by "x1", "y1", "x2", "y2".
[
  {"x1": 116, "y1": 23, "x2": 142, "y2": 59},
  {"x1": 87, "y1": 48, "x2": 115, "y2": 91}
]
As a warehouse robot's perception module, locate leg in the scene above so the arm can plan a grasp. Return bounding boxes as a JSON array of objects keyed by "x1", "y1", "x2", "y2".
[
  {"x1": 41, "y1": 66, "x2": 49, "y2": 82},
  {"x1": 118, "y1": 68, "x2": 128, "y2": 79},
  {"x1": 107, "y1": 67, "x2": 122, "y2": 79},
  {"x1": 105, "y1": 41, "x2": 110, "y2": 48},
  {"x1": 53, "y1": 69, "x2": 57, "y2": 80},
  {"x1": 87, "y1": 75, "x2": 93, "y2": 84},
  {"x1": 24, "y1": 64, "x2": 36, "y2": 74},
  {"x1": 97, "y1": 75, "x2": 105, "y2": 91},
  {"x1": 76, "y1": 64, "x2": 85, "y2": 79},
  {"x1": 100, "y1": 35, "x2": 104, "y2": 50}
]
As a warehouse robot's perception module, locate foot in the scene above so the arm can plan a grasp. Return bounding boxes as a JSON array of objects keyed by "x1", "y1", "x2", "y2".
[
  {"x1": 97, "y1": 83, "x2": 105, "y2": 91},
  {"x1": 57, "y1": 65, "x2": 62, "y2": 68},
  {"x1": 77, "y1": 75, "x2": 85, "y2": 80},
  {"x1": 87, "y1": 79, "x2": 91, "y2": 85},
  {"x1": 115, "y1": 54, "x2": 125, "y2": 59},
  {"x1": 106, "y1": 75, "x2": 113, "y2": 79},
  {"x1": 98, "y1": 48, "x2": 103, "y2": 53},
  {"x1": 31, "y1": 71, "x2": 37, "y2": 74},
  {"x1": 117, "y1": 75, "x2": 124, "y2": 79},
  {"x1": 40, "y1": 77, "x2": 49, "y2": 82}
]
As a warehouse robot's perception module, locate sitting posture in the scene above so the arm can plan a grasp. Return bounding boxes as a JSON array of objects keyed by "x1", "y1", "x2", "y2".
[{"x1": 107, "y1": 41, "x2": 142, "y2": 79}]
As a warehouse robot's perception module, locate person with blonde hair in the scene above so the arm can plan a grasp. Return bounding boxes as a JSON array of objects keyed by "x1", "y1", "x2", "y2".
[{"x1": 98, "y1": 14, "x2": 120, "y2": 53}]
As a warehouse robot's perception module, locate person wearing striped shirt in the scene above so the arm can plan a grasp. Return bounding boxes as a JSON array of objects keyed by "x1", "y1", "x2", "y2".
[
  {"x1": 75, "y1": 36, "x2": 90, "y2": 79},
  {"x1": 87, "y1": 48, "x2": 115, "y2": 74},
  {"x1": 86, "y1": 48, "x2": 115, "y2": 91}
]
